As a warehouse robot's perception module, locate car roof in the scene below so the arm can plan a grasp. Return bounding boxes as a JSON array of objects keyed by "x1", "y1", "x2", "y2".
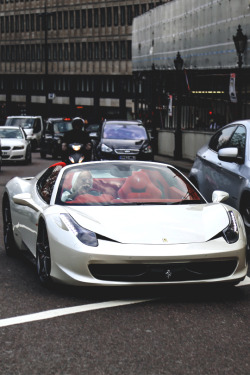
[
  {"x1": 0, "y1": 125, "x2": 22, "y2": 130},
  {"x1": 104, "y1": 120, "x2": 143, "y2": 126},
  {"x1": 7, "y1": 116, "x2": 41, "y2": 119}
]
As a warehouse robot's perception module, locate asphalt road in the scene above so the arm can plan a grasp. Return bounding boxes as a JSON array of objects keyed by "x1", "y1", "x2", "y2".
[{"x1": 0, "y1": 153, "x2": 250, "y2": 375}]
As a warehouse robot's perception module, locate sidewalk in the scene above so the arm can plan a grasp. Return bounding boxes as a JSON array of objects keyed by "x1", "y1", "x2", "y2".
[{"x1": 154, "y1": 154, "x2": 193, "y2": 174}]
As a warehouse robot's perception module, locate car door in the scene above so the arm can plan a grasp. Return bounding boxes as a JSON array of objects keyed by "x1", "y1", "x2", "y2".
[
  {"x1": 197, "y1": 125, "x2": 237, "y2": 201},
  {"x1": 200, "y1": 124, "x2": 246, "y2": 207}
]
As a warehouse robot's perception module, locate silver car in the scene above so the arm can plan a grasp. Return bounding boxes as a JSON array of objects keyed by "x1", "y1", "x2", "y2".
[{"x1": 189, "y1": 120, "x2": 250, "y2": 244}]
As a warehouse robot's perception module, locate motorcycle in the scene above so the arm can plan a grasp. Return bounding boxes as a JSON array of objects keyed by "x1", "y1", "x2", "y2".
[{"x1": 66, "y1": 143, "x2": 91, "y2": 164}]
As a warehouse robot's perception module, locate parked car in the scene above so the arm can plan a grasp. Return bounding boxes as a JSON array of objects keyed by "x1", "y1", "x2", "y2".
[
  {"x1": 5, "y1": 116, "x2": 44, "y2": 151},
  {"x1": 2, "y1": 160, "x2": 247, "y2": 287},
  {"x1": 40, "y1": 117, "x2": 73, "y2": 159},
  {"x1": 0, "y1": 125, "x2": 32, "y2": 164},
  {"x1": 95, "y1": 120, "x2": 154, "y2": 161},
  {"x1": 189, "y1": 119, "x2": 250, "y2": 245}
]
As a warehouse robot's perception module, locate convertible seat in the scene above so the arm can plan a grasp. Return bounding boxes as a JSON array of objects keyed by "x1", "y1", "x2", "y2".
[{"x1": 118, "y1": 171, "x2": 162, "y2": 199}]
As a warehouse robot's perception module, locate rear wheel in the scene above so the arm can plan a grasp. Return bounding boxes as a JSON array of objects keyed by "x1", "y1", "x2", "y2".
[
  {"x1": 51, "y1": 146, "x2": 58, "y2": 159},
  {"x1": 36, "y1": 221, "x2": 52, "y2": 287},
  {"x1": 25, "y1": 147, "x2": 32, "y2": 164},
  {"x1": 40, "y1": 150, "x2": 46, "y2": 159},
  {"x1": 2, "y1": 197, "x2": 18, "y2": 256}
]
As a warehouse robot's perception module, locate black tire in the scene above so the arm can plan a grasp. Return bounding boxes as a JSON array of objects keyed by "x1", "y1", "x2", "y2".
[
  {"x1": 2, "y1": 197, "x2": 18, "y2": 256},
  {"x1": 25, "y1": 147, "x2": 32, "y2": 165},
  {"x1": 36, "y1": 221, "x2": 52, "y2": 287}
]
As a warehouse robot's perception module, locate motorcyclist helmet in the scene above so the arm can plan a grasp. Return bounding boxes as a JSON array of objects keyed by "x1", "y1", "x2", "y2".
[{"x1": 72, "y1": 117, "x2": 85, "y2": 131}]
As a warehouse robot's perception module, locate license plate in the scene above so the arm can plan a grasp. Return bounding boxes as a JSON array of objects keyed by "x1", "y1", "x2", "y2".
[
  {"x1": 119, "y1": 155, "x2": 136, "y2": 160},
  {"x1": 2, "y1": 151, "x2": 8, "y2": 155}
]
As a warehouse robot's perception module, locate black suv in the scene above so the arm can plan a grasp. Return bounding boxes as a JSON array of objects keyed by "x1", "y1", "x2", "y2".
[
  {"x1": 95, "y1": 120, "x2": 154, "y2": 161},
  {"x1": 40, "y1": 118, "x2": 73, "y2": 159}
]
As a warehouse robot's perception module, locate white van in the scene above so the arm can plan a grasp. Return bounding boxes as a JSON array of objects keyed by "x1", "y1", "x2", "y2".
[{"x1": 5, "y1": 116, "x2": 44, "y2": 150}]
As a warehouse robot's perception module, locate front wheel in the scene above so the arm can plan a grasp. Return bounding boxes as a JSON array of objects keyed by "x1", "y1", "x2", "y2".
[
  {"x1": 36, "y1": 221, "x2": 52, "y2": 287},
  {"x1": 240, "y1": 194, "x2": 250, "y2": 251},
  {"x1": 2, "y1": 197, "x2": 18, "y2": 256}
]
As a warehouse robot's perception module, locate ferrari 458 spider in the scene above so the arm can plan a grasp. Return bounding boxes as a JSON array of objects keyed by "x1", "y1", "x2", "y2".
[{"x1": 2, "y1": 160, "x2": 248, "y2": 287}]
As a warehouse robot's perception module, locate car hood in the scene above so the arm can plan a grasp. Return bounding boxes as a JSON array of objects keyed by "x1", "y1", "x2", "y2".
[
  {"x1": 101, "y1": 139, "x2": 149, "y2": 150},
  {"x1": 64, "y1": 203, "x2": 229, "y2": 244},
  {"x1": 1, "y1": 139, "x2": 25, "y2": 146}
]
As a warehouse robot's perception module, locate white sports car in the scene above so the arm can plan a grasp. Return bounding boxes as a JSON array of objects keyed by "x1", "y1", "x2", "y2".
[{"x1": 2, "y1": 160, "x2": 248, "y2": 287}]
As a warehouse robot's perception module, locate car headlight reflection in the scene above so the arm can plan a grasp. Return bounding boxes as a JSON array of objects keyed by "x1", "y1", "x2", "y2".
[
  {"x1": 222, "y1": 211, "x2": 239, "y2": 244},
  {"x1": 60, "y1": 213, "x2": 98, "y2": 247},
  {"x1": 101, "y1": 143, "x2": 112, "y2": 153},
  {"x1": 142, "y1": 145, "x2": 153, "y2": 154}
]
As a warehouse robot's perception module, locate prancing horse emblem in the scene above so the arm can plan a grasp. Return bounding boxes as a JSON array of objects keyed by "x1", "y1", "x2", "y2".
[
  {"x1": 162, "y1": 238, "x2": 168, "y2": 243},
  {"x1": 165, "y1": 269, "x2": 172, "y2": 279}
]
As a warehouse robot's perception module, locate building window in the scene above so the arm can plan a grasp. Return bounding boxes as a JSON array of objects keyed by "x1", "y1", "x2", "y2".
[
  {"x1": 36, "y1": 44, "x2": 41, "y2": 60},
  {"x1": 82, "y1": 42, "x2": 86, "y2": 60},
  {"x1": 31, "y1": 14, "x2": 34, "y2": 31},
  {"x1": 16, "y1": 45, "x2": 20, "y2": 61},
  {"x1": 25, "y1": 15, "x2": 29, "y2": 32},
  {"x1": 82, "y1": 10, "x2": 86, "y2": 28},
  {"x1": 10, "y1": 15, "x2": 14, "y2": 32},
  {"x1": 64, "y1": 43, "x2": 68, "y2": 60},
  {"x1": 76, "y1": 42, "x2": 80, "y2": 60},
  {"x1": 141, "y1": 4, "x2": 147, "y2": 13},
  {"x1": 114, "y1": 41, "x2": 119, "y2": 59},
  {"x1": 127, "y1": 6, "x2": 132, "y2": 25},
  {"x1": 100, "y1": 8, "x2": 105, "y2": 27},
  {"x1": 127, "y1": 40, "x2": 132, "y2": 59},
  {"x1": 70, "y1": 11, "x2": 74, "y2": 29},
  {"x1": 70, "y1": 43, "x2": 74, "y2": 60},
  {"x1": 5, "y1": 16, "x2": 9, "y2": 33},
  {"x1": 114, "y1": 7, "x2": 118, "y2": 26},
  {"x1": 64, "y1": 11, "x2": 68, "y2": 29},
  {"x1": 76, "y1": 10, "x2": 80, "y2": 29},
  {"x1": 121, "y1": 6, "x2": 125, "y2": 26},
  {"x1": 26, "y1": 45, "x2": 30, "y2": 61},
  {"x1": 58, "y1": 43, "x2": 63, "y2": 60},
  {"x1": 134, "y1": 5, "x2": 139, "y2": 17},
  {"x1": 101, "y1": 42, "x2": 106, "y2": 59},
  {"x1": 88, "y1": 42, "x2": 93, "y2": 60},
  {"x1": 94, "y1": 42, "x2": 99, "y2": 60},
  {"x1": 52, "y1": 12, "x2": 56, "y2": 30},
  {"x1": 94, "y1": 9, "x2": 99, "y2": 27},
  {"x1": 107, "y1": 42, "x2": 112, "y2": 59},
  {"x1": 53, "y1": 43, "x2": 57, "y2": 60},
  {"x1": 88, "y1": 9, "x2": 92, "y2": 28},
  {"x1": 31, "y1": 44, "x2": 35, "y2": 61},
  {"x1": 58, "y1": 12, "x2": 62, "y2": 30},
  {"x1": 107, "y1": 8, "x2": 112, "y2": 26},
  {"x1": 36, "y1": 14, "x2": 40, "y2": 31},
  {"x1": 121, "y1": 41, "x2": 126, "y2": 59},
  {"x1": 1, "y1": 17, "x2": 4, "y2": 33}
]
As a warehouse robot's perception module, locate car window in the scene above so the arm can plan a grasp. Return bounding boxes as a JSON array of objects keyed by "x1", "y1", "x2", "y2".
[
  {"x1": 54, "y1": 121, "x2": 73, "y2": 133},
  {"x1": 227, "y1": 125, "x2": 246, "y2": 158},
  {"x1": 209, "y1": 125, "x2": 236, "y2": 152},
  {"x1": 103, "y1": 125, "x2": 147, "y2": 140},
  {"x1": 0, "y1": 128, "x2": 24, "y2": 138}
]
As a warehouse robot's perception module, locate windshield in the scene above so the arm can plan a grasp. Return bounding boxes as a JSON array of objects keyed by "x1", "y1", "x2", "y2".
[
  {"x1": 55, "y1": 162, "x2": 205, "y2": 206},
  {"x1": 5, "y1": 118, "x2": 35, "y2": 129},
  {"x1": 103, "y1": 124, "x2": 147, "y2": 140},
  {"x1": 54, "y1": 121, "x2": 73, "y2": 134},
  {"x1": 0, "y1": 128, "x2": 24, "y2": 138}
]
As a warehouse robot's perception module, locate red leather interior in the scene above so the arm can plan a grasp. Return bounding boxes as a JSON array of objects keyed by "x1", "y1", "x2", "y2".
[{"x1": 118, "y1": 171, "x2": 162, "y2": 199}]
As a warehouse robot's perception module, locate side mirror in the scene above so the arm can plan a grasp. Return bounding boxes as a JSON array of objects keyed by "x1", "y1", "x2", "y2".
[
  {"x1": 218, "y1": 147, "x2": 242, "y2": 163},
  {"x1": 212, "y1": 190, "x2": 229, "y2": 203},
  {"x1": 13, "y1": 193, "x2": 43, "y2": 212}
]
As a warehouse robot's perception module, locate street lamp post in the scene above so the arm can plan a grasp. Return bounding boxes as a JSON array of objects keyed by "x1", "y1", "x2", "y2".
[
  {"x1": 233, "y1": 25, "x2": 247, "y2": 119},
  {"x1": 174, "y1": 52, "x2": 183, "y2": 160}
]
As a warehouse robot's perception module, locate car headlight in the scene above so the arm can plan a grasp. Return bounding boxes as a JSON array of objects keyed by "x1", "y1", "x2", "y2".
[
  {"x1": 101, "y1": 143, "x2": 112, "y2": 153},
  {"x1": 13, "y1": 146, "x2": 25, "y2": 150},
  {"x1": 60, "y1": 213, "x2": 98, "y2": 247},
  {"x1": 57, "y1": 139, "x2": 61, "y2": 144},
  {"x1": 222, "y1": 211, "x2": 239, "y2": 244},
  {"x1": 142, "y1": 145, "x2": 153, "y2": 154}
]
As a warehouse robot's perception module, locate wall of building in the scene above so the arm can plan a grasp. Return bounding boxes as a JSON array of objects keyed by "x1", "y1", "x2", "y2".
[
  {"x1": 158, "y1": 129, "x2": 212, "y2": 160},
  {"x1": 132, "y1": 0, "x2": 250, "y2": 71}
]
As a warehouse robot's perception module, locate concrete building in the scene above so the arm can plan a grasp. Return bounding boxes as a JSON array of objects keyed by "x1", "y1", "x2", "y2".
[{"x1": 0, "y1": 0, "x2": 170, "y2": 123}]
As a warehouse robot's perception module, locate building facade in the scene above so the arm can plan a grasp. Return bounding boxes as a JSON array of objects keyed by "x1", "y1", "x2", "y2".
[
  {"x1": 132, "y1": 0, "x2": 250, "y2": 130},
  {"x1": 0, "y1": 0, "x2": 169, "y2": 123}
]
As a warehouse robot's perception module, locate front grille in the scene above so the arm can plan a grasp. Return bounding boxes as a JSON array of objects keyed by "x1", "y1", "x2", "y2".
[
  {"x1": 89, "y1": 260, "x2": 237, "y2": 282},
  {"x1": 115, "y1": 149, "x2": 139, "y2": 155}
]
